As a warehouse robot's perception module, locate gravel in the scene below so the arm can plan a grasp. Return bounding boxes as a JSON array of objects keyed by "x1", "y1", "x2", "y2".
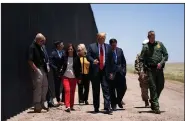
[{"x1": 7, "y1": 73, "x2": 184, "y2": 121}]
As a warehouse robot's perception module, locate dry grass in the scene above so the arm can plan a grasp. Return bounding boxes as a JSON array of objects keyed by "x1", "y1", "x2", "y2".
[{"x1": 127, "y1": 62, "x2": 184, "y2": 83}]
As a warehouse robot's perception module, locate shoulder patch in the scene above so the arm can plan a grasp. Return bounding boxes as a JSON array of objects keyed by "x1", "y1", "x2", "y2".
[
  {"x1": 157, "y1": 43, "x2": 160, "y2": 48},
  {"x1": 156, "y1": 41, "x2": 162, "y2": 48}
]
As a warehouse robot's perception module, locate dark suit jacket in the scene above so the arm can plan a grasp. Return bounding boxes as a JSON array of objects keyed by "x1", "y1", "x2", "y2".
[
  {"x1": 113, "y1": 47, "x2": 127, "y2": 76},
  {"x1": 87, "y1": 43, "x2": 114, "y2": 77},
  {"x1": 42, "y1": 45, "x2": 49, "y2": 63},
  {"x1": 60, "y1": 56, "x2": 82, "y2": 79},
  {"x1": 49, "y1": 49, "x2": 65, "y2": 71},
  {"x1": 42, "y1": 45, "x2": 50, "y2": 73}
]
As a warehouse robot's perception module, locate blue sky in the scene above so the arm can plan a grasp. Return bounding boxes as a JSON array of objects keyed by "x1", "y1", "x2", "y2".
[{"x1": 91, "y1": 4, "x2": 184, "y2": 64}]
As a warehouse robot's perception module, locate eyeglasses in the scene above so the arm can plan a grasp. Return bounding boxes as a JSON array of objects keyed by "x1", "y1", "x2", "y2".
[{"x1": 77, "y1": 49, "x2": 82, "y2": 52}]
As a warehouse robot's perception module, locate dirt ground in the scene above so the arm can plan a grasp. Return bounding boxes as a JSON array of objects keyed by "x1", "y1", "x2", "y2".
[{"x1": 7, "y1": 73, "x2": 184, "y2": 121}]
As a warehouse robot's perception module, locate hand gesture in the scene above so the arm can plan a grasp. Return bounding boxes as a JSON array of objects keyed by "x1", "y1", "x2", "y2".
[
  {"x1": 47, "y1": 64, "x2": 50, "y2": 72},
  {"x1": 78, "y1": 80, "x2": 82, "y2": 84},
  {"x1": 157, "y1": 63, "x2": 161, "y2": 69},
  {"x1": 109, "y1": 73, "x2": 114, "y2": 80},
  {"x1": 93, "y1": 59, "x2": 99, "y2": 65}
]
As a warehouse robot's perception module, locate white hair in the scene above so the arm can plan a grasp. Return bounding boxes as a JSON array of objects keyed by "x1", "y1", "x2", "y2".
[
  {"x1": 34, "y1": 33, "x2": 45, "y2": 42},
  {"x1": 77, "y1": 43, "x2": 87, "y2": 55}
]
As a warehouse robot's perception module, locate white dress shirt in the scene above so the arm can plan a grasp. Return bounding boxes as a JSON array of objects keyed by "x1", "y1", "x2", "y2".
[{"x1": 98, "y1": 43, "x2": 105, "y2": 66}]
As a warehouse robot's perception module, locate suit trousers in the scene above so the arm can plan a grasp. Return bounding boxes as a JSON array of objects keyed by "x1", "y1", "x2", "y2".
[
  {"x1": 78, "y1": 74, "x2": 90, "y2": 102},
  {"x1": 109, "y1": 72, "x2": 127, "y2": 107},
  {"x1": 62, "y1": 76, "x2": 77, "y2": 108},
  {"x1": 46, "y1": 82, "x2": 54, "y2": 104},
  {"x1": 53, "y1": 71, "x2": 64, "y2": 102},
  {"x1": 91, "y1": 69, "x2": 111, "y2": 110},
  {"x1": 31, "y1": 67, "x2": 48, "y2": 110}
]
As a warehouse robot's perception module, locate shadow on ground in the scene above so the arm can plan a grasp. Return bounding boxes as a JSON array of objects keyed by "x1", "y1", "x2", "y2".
[
  {"x1": 116, "y1": 109, "x2": 126, "y2": 111},
  {"x1": 138, "y1": 110, "x2": 166, "y2": 114},
  {"x1": 74, "y1": 104, "x2": 93, "y2": 106},
  {"x1": 134, "y1": 106, "x2": 151, "y2": 108},
  {"x1": 86, "y1": 110, "x2": 114, "y2": 115}
]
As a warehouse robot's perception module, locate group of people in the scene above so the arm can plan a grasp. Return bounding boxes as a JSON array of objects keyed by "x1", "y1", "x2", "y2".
[{"x1": 28, "y1": 30, "x2": 168, "y2": 115}]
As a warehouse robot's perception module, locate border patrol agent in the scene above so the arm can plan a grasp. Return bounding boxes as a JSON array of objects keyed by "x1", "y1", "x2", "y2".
[{"x1": 139, "y1": 31, "x2": 168, "y2": 114}]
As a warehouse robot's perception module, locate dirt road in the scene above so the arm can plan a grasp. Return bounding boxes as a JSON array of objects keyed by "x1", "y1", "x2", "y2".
[{"x1": 7, "y1": 73, "x2": 184, "y2": 121}]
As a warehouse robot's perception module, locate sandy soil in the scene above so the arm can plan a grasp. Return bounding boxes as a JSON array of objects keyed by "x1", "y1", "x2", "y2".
[{"x1": 7, "y1": 73, "x2": 184, "y2": 121}]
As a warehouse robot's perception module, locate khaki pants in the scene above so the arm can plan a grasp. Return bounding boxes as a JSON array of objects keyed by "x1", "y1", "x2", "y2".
[
  {"x1": 31, "y1": 67, "x2": 48, "y2": 110},
  {"x1": 138, "y1": 74, "x2": 149, "y2": 101}
]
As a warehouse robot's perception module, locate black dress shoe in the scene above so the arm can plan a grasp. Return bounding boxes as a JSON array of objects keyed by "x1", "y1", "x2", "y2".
[
  {"x1": 94, "y1": 109, "x2": 99, "y2": 113},
  {"x1": 104, "y1": 108, "x2": 108, "y2": 110},
  {"x1": 65, "y1": 108, "x2": 71, "y2": 113},
  {"x1": 112, "y1": 105, "x2": 117, "y2": 111},
  {"x1": 118, "y1": 103, "x2": 123, "y2": 108},
  {"x1": 79, "y1": 100, "x2": 84, "y2": 104},
  {"x1": 105, "y1": 109, "x2": 112, "y2": 114},
  {"x1": 85, "y1": 100, "x2": 89, "y2": 105},
  {"x1": 71, "y1": 107, "x2": 75, "y2": 111}
]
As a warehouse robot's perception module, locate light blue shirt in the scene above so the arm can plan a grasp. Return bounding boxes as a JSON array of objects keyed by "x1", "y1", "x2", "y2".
[
  {"x1": 113, "y1": 50, "x2": 117, "y2": 63},
  {"x1": 57, "y1": 50, "x2": 63, "y2": 58}
]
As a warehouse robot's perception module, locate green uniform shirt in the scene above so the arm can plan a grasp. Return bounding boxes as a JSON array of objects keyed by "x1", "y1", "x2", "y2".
[{"x1": 139, "y1": 41, "x2": 168, "y2": 71}]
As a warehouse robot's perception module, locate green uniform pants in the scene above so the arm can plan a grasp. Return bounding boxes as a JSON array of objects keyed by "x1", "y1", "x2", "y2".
[{"x1": 147, "y1": 68, "x2": 165, "y2": 110}]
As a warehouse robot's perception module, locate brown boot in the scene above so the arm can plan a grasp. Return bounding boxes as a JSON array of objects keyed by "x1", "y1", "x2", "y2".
[
  {"x1": 145, "y1": 100, "x2": 149, "y2": 107},
  {"x1": 34, "y1": 108, "x2": 41, "y2": 113}
]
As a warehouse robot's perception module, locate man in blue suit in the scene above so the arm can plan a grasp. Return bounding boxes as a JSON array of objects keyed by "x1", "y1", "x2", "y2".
[
  {"x1": 42, "y1": 40, "x2": 60, "y2": 108},
  {"x1": 50, "y1": 41, "x2": 65, "y2": 106},
  {"x1": 109, "y1": 38, "x2": 127, "y2": 111},
  {"x1": 87, "y1": 32, "x2": 114, "y2": 114}
]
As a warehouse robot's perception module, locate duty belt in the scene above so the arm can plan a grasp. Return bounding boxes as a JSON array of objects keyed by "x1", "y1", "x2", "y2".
[{"x1": 147, "y1": 64, "x2": 164, "y2": 68}]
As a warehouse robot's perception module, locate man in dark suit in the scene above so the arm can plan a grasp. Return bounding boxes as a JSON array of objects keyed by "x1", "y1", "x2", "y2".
[
  {"x1": 42, "y1": 40, "x2": 60, "y2": 108},
  {"x1": 109, "y1": 38, "x2": 127, "y2": 111},
  {"x1": 87, "y1": 32, "x2": 115, "y2": 114},
  {"x1": 50, "y1": 41, "x2": 65, "y2": 105}
]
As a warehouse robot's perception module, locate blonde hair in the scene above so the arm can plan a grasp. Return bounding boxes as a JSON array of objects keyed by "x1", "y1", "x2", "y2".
[{"x1": 77, "y1": 43, "x2": 87, "y2": 55}]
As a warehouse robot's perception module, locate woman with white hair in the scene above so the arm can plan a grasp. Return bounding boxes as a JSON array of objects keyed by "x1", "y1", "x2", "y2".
[{"x1": 77, "y1": 44, "x2": 90, "y2": 105}]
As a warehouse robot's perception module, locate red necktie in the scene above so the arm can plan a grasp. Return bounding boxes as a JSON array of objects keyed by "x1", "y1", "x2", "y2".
[{"x1": 99, "y1": 45, "x2": 104, "y2": 70}]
